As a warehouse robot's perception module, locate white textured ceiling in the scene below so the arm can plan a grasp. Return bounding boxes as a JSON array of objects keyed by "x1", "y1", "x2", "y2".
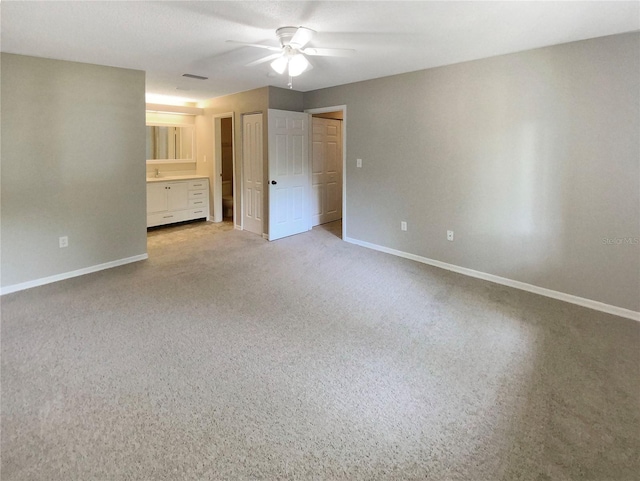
[{"x1": 2, "y1": 1, "x2": 638, "y2": 102}]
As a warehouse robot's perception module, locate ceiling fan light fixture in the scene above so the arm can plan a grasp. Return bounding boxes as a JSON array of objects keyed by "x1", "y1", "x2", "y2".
[
  {"x1": 270, "y1": 56, "x2": 288, "y2": 75},
  {"x1": 237, "y1": 26, "x2": 351, "y2": 85},
  {"x1": 288, "y1": 53, "x2": 309, "y2": 77}
]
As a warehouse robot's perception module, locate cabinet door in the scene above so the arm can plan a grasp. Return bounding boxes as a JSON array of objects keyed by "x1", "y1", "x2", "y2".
[
  {"x1": 167, "y1": 182, "x2": 189, "y2": 211},
  {"x1": 147, "y1": 183, "x2": 168, "y2": 214}
]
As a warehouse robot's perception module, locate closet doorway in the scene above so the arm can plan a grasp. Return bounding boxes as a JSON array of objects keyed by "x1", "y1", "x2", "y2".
[{"x1": 306, "y1": 106, "x2": 346, "y2": 238}]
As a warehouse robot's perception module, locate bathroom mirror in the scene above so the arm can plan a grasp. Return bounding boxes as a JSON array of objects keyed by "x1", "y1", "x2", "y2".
[{"x1": 146, "y1": 124, "x2": 195, "y2": 163}]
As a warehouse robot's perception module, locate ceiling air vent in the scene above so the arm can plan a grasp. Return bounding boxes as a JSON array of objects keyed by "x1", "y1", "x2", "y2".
[{"x1": 182, "y1": 73, "x2": 208, "y2": 80}]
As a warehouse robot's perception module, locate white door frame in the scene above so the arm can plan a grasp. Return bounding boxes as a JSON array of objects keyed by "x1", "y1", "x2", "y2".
[
  {"x1": 304, "y1": 105, "x2": 347, "y2": 236},
  {"x1": 211, "y1": 112, "x2": 235, "y2": 224}
]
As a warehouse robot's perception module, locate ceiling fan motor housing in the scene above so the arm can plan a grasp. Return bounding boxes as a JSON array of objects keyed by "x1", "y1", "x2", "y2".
[
  {"x1": 276, "y1": 27, "x2": 298, "y2": 47},
  {"x1": 276, "y1": 26, "x2": 315, "y2": 48}
]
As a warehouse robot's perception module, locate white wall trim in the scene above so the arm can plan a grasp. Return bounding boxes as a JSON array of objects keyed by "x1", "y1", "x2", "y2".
[
  {"x1": 344, "y1": 236, "x2": 640, "y2": 322},
  {"x1": 1, "y1": 254, "x2": 149, "y2": 296}
]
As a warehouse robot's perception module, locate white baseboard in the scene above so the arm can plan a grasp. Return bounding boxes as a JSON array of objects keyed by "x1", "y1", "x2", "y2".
[
  {"x1": 0, "y1": 254, "x2": 149, "y2": 296},
  {"x1": 344, "y1": 236, "x2": 640, "y2": 322}
]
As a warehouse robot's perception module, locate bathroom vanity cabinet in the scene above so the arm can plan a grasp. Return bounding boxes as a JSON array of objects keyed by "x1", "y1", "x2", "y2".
[{"x1": 146, "y1": 177, "x2": 209, "y2": 227}]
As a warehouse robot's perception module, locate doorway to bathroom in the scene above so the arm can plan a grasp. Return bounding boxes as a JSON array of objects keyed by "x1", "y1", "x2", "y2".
[
  {"x1": 212, "y1": 112, "x2": 235, "y2": 224},
  {"x1": 220, "y1": 117, "x2": 234, "y2": 221}
]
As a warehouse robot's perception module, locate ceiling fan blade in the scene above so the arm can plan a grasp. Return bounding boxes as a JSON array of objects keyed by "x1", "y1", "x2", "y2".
[
  {"x1": 226, "y1": 40, "x2": 281, "y2": 52},
  {"x1": 245, "y1": 53, "x2": 283, "y2": 67},
  {"x1": 290, "y1": 27, "x2": 315, "y2": 49},
  {"x1": 301, "y1": 47, "x2": 356, "y2": 58}
]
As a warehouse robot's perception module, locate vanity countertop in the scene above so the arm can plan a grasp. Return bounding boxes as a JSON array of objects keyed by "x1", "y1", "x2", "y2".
[{"x1": 146, "y1": 175, "x2": 208, "y2": 183}]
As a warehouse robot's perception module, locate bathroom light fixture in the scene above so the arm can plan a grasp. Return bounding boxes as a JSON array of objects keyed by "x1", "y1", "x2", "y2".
[{"x1": 145, "y1": 93, "x2": 198, "y2": 106}]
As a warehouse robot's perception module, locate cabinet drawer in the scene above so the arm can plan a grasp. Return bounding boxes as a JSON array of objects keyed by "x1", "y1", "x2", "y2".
[
  {"x1": 147, "y1": 210, "x2": 189, "y2": 228},
  {"x1": 188, "y1": 198, "x2": 208, "y2": 208},
  {"x1": 188, "y1": 180, "x2": 208, "y2": 190},
  {"x1": 188, "y1": 207, "x2": 208, "y2": 219},
  {"x1": 188, "y1": 190, "x2": 206, "y2": 199}
]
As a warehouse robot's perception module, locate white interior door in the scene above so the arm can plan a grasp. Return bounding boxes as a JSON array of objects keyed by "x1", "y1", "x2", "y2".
[
  {"x1": 312, "y1": 117, "x2": 343, "y2": 226},
  {"x1": 242, "y1": 113, "x2": 263, "y2": 235},
  {"x1": 268, "y1": 109, "x2": 310, "y2": 241}
]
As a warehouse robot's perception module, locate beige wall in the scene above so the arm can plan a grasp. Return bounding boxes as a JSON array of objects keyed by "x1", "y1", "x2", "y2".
[
  {"x1": 195, "y1": 86, "x2": 303, "y2": 233},
  {"x1": 1, "y1": 53, "x2": 147, "y2": 288},
  {"x1": 304, "y1": 33, "x2": 640, "y2": 312},
  {"x1": 196, "y1": 87, "x2": 270, "y2": 229}
]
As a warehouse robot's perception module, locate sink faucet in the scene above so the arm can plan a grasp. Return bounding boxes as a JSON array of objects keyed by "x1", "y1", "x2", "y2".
[{"x1": 154, "y1": 168, "x2": 160, "y2": 178}]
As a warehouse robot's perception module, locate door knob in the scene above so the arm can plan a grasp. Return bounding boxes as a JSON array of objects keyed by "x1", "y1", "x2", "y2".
[{"x1": 271, "y1": 180, "x2": 277, "y2": 185}]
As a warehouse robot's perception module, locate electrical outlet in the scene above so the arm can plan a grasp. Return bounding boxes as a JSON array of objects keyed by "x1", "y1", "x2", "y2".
[
  {"x1": 401, "y1": 221, "x2": 407, "y2": 231},
  {"x1": 59, "y1": 236, "x2": 69, "y2": 248},
  {"x1": 356, "y1": 158, "x2": 362, "y2": 168},
  {"x1": 447, "y1": 230, "x2": 454, "y2": 241}
]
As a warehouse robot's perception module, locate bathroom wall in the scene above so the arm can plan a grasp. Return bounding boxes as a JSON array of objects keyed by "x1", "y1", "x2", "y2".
[{"x1": 1, "y1": 53, "x2": 147, "y2": 290}]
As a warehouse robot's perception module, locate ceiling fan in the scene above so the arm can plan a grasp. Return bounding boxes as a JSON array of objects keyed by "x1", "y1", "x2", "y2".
[{"x1": 227, "y1": 26, "x2": 355, "y2": 88}]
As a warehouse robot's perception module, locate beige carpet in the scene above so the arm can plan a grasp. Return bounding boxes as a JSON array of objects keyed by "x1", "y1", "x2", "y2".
[{"x1": 2, "y1": 220, "x2": 639, "y2": 480}]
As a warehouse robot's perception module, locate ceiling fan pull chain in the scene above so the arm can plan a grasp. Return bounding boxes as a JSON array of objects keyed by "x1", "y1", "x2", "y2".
[{"x1": 288, "y1": 75, "x2": 293, "y2": 89}]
